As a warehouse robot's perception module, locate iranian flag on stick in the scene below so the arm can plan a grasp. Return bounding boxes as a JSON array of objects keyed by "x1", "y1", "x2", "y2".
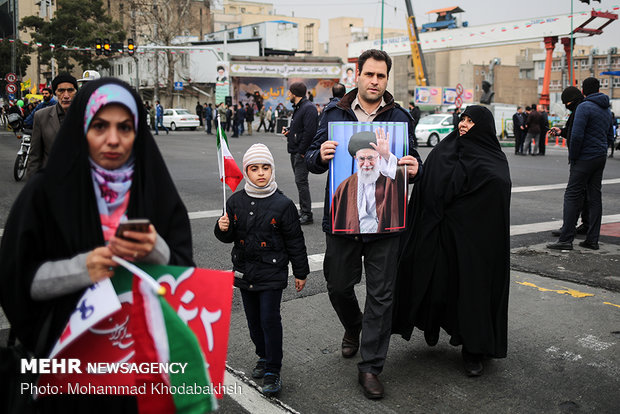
[
  {"x1": 131, "y1": 276, "x2": 216, "y2": 413},
  {"x1": 216, "y1": 127, "x2": 242, "y2": 192}
]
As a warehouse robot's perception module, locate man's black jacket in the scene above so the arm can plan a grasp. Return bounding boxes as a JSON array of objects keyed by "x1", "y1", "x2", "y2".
[{"x1": 287, "y1": 97, "x2": 318, "y2": 155}]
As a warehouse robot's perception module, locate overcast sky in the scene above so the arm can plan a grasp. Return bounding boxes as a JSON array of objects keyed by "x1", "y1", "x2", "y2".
[{"x1": 265, "y1": 0, "x2": 620, "y2": 50}]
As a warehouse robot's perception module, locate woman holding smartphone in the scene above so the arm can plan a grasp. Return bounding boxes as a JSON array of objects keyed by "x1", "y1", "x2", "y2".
[{"x1": 0, "y1": 78, "x2": 193, "y2": 412}]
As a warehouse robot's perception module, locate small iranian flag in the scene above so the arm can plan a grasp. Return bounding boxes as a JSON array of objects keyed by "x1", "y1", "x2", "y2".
[
  {"x1": 131, "y1": 276, "x2": 216, "y2": 413},
  {"x1": 216, "y1": 127, "x2": 242, "y2": 191}
]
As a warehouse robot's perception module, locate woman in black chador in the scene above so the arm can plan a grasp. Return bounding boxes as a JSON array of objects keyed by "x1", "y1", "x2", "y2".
[
  {"x1": 0, "y1": 78, "x2": 193, "y2": 412},
  {"x1": 392, "y1": 105, "x2": 511, "y2": 377}
]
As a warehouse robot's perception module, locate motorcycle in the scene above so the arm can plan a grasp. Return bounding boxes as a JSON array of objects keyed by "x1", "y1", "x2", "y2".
[{"x1": 7, "y1": 113, "x2": 31, "y2": 181}]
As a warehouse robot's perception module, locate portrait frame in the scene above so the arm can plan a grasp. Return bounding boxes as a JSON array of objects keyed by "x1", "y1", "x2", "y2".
[{"x1": 328, "y1": 121, "x2": 409, "y2": 234}]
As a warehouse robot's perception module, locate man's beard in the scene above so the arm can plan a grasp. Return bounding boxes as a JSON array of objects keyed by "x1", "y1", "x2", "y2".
[
  {"x1": 43, "y1": 96, "x2": 51, "y2": 102},
  {"x1": 358, "y1": 166, "x2": 381, "y2": 185}
]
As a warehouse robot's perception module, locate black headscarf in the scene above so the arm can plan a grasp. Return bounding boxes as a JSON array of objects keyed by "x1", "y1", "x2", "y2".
[
  {"x1": 392, "y1": 105, "x2": 511, "y2": 358},
  {"x1": 0, "y1": 78, "x2": 194, "y2": 355}
]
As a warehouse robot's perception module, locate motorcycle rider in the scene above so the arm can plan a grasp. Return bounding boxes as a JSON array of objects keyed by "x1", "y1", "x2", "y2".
[{"x1": 26, "y1": 73, "x2": 78, "y2": 179}]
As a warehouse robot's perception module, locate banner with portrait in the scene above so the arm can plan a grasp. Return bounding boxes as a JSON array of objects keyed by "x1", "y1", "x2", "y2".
[
  {"x1": 215, "y1": 62, "x2": 230, "y2": 105},
  {"x1": 328, "y1": 121, "x2": 408, "y2": 235}
]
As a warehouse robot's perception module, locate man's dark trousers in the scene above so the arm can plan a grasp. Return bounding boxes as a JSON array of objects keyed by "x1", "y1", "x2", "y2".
[
  {"x1": 324, "y1": 234, "x2": 400, "y2": 374},
  {"x1": 290, "y1": 154, "x2": 312, "y2": 217},
  {"x1": 559, "y1": 156, "x2": 606, "y2": 243}
]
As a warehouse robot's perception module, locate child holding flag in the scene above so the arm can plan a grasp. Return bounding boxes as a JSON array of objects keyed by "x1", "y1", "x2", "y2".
[{"x1": 214, "y1": 143, "x2": 309, "y2": 397}]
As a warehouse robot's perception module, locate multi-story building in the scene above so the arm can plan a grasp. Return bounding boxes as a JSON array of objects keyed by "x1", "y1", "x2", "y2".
[{"x1": 212, "y1": 0, "x2": 321, "y2": 56}]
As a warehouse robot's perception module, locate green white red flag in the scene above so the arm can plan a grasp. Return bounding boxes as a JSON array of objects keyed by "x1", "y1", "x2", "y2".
[
  {"x1": 37, "y1": 265, "x2": 234, "y2": 412},
  {"x1": 216, "y1": 127, "x2": 242, "y2": 192}
]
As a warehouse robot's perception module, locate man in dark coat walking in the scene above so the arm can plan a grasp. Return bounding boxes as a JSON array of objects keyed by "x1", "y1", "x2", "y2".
[
  {"x1": 512, "y1": 106, "x2": 525, "y2": 154},
  {"x1": 305, "y1": 49, "x2": 422, "y2": 400},
  {"x1": 284, "y1": 82, "x2": 318, "y2": 225},
  {"x1": 548, "y1": 77, "x2": 614, "y2": 251}
]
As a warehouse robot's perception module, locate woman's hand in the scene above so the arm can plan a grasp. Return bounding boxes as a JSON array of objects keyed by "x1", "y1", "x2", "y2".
[
  {"x1": 86, "y1": 246, "x2": 118, "y2": 283},
  {"x1": 398, "y1": 155, "x2": 419, "y2": 179},
  {"x1": 218, "y1": 213, "x2": 230, "y2": 232},
  {"x1": 109, "y1": 224, "x2": 157, "y2": 261}
]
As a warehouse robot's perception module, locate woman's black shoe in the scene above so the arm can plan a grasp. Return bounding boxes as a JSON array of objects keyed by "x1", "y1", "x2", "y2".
[{"x1": 462, "y1": 348, "x2": 483, "y2": 377}]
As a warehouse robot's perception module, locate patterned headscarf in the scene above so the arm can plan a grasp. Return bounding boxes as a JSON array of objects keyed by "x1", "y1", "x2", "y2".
[{"x1": 83, "y1": 83, "x2": 139, "y2": 135}]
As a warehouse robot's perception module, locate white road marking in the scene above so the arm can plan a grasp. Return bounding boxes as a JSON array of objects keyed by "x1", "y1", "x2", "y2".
[
  {"x1": 577, "y1": 334, "x2": 615, "y2": 351},
  {"x1": 224, "y1": 365, "x2": 299, "y2": 414},
  {"x1": 511, "y1": 178, "x2": 620, "y2": 193}
]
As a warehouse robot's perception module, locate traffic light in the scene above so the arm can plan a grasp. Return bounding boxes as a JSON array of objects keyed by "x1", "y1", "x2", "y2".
[
  {"x1": 103, "y1": 39, "x2": 111, "y2": 56},
  {"x1": 95, "y1": 38, "x2": 102, "y2": 56},
  {"x1": 127, "y1": 38, "x2": 135, "y2": 56}
]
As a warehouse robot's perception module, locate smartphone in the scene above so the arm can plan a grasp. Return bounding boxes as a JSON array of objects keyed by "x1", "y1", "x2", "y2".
[{"x1": 115, "y1": 219, "x2": 151, "y2": 241}]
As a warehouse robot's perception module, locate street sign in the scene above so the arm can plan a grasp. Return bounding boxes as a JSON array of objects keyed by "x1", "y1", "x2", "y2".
[
  {"x1": 6, "y1": 83, "x2": 17, "y2": 94},
  {"x1": 455, "y1": 96, "x2": 463, "y2": 109},
  {"x1": 5, "y1": 73, "x2": 17, "y2": 83},
  {"x1": 174, "y1": 81, "x2": 183, "y2": 91},
  {"x1": 8, "y1": 93, "x2": 15, "y2": 100},
  {"x1": 456, "y1": 83, "x2": 464, "y2": 96}
]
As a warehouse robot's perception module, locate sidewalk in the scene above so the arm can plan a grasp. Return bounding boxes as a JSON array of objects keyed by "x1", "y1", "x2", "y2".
[{"x1": 224, "y1": 271, "x2": 620, "y2": 413}]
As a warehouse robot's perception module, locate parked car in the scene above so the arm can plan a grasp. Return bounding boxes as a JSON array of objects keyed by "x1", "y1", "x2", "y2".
[
  {"x1": 415, "y1": 114, "x2": 454, "y2": 146},
  {"x1": 162, "y1": 108, "x2": 200, "y2": 131}
]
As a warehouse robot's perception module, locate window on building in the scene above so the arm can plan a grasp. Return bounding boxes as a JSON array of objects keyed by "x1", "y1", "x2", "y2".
[
  {"x1": 252, "y1": 26, "x2": 259, "y2": 37},
  {"x1": 228, "y1": 31, "x2": 234, "y2": 40},
  {"x1": 241, "y1": 7, "x2": 246, "y2": 13},
  {"x1": 613, "y1": 77, "x2": 620, "y2": 87},
  {"x1": 118, "y1": 64, "x2": 123, "y2": 76},
  {"x1": 110, "y1": 65, "x2": 114, "y2": 76},
  {"x1": 304, "y1": 24, "x2": 314, "y2": 51},
  {"x1": 181, "y1": 54, "x2": 189, "y2": 68},
  {"x1": 128, "y1": 62, "x2": 132, "y2": 74},
  {"x1": 602, "y1": 78, "x2": 609, "y2": 88},
  {"x1": 119, "y1": 3, "x2": 124, "y2": 26},
  {"x1": 581, "y1": 60, "x2": 588, "y2": 68},
  {"x1": 538, "y1": 62, "x2": 545, "y2": 70}
]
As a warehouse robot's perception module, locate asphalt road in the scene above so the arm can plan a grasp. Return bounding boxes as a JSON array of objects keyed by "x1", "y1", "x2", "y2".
[{"x1": 0, "y1": 128, "x2": 619, "y2": 413}]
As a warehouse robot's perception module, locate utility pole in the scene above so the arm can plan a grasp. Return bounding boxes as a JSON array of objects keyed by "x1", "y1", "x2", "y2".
[
  {"x1": 153, "y1": 0, "x2": 160, "y2": 103},
  {"x1": 11, "y1": 0, "x2": 18, "y2": 75}
]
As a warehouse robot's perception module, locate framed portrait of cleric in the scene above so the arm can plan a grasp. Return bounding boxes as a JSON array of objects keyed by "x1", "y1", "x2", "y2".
[{"x1": 328, "y1": 121, "x2": 408, "y2": 234}]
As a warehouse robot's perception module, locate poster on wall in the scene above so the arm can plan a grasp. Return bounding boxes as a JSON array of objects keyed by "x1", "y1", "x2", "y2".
[
  {"x1": 414, "y1": 86, "x2": 443, "y2": 105},
  {"x1": 236, "y1": 78, "x2": 338, "y2": 109},
  {"x1": 215, "y1": 62, "x2": 230, "y2": 105},
  {"x1": 341, "y1": 64, "x2": 357, "y2": 93},
  {"x1": 328, "y1": 121, "x2": 408, "y2": 235}
]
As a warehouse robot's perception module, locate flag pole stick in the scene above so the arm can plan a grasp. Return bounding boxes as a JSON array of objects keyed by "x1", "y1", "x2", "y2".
[
  {"x1": 217, "y1": 110, "x2": 227, "y2": 213},
  {"x1": 112, "y1": 256, "x2": 166, "y2": 295}
]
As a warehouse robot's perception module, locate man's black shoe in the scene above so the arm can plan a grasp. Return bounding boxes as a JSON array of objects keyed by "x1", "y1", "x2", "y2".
[
  {"x1": 299, "y1": 214, "x2": 313, "y2": 225},
  {"x1": 579, "y1": 240, "x2": 599, "y2": 250},
  {"x1": 575, "y1": 223, "x2": 588, "y2": 235},
  {"x1": 341, "y1": 329, "x2": 360, "y2": 358},
  {"x1": 547, "y1": 241, "x2": 573, "y2": 250},
  {"x1": 252, "y1": 358, "x2": 266, "y2": 379},
  {"x1": 358, "y1": 372, "x2": 384, "y2": 399}
]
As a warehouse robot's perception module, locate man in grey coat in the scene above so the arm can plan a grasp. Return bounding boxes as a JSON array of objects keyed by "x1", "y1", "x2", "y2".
[{"x1": 26, "y1": 73, "x2": 78, "y2": 179}]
